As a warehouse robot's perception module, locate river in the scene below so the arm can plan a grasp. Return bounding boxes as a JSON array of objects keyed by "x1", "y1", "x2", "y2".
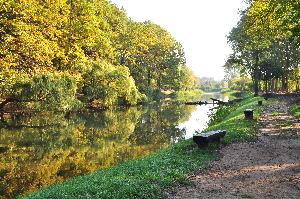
[{"x1": 0, "y1": 93, "x2": 231, "y2": 198}]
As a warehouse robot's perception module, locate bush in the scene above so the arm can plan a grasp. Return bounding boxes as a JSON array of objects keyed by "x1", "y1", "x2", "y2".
[
  {"x1": 290, "y1": 104, "x2": 300, "y2": 119},
  {"x1": 173, "y1": 89, "x2": 204, "y2": 102},
  {"x1": 207, "y1": 105, "x2": 232, "y2": 126},
  {"x1": 82, "y1": 61, "x2": 145, "y2": 108},
  {"x1": 2, "y1": 73, "x2": 80, "y2": 112}
]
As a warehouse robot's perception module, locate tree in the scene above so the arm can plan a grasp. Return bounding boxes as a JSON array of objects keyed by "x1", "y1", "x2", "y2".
[{"x1": 227, "y1": 0, "x2": 300, "y2": 94}]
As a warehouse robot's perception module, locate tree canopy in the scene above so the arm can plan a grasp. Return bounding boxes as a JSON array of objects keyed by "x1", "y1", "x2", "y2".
[
  {"x1": 226, "y1": 0, "x2": 300, "y2": 94},
  {"x1": 0, "y1": 0, "x2": 197, "y2": 111}
]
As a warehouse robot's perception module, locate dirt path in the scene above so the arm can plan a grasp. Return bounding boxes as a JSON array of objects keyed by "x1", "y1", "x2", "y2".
[{"x1": 166, "y1": 98, "x2": 300, "y2": 199}]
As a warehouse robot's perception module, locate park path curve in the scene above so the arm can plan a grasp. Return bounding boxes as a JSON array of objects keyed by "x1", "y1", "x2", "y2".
[{"x1": 166, "y1": 98, "x2": 300, "y2": 199}]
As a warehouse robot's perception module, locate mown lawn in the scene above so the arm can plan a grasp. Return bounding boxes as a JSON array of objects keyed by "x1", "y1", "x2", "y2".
[{"x1": 23, "y1": 96, "x2": 265, "y2": 199}]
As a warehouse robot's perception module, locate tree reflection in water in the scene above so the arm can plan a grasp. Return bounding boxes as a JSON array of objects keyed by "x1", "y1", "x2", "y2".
[{"x1": 0, "y1": 104, "x2": 195, "y2": 198}]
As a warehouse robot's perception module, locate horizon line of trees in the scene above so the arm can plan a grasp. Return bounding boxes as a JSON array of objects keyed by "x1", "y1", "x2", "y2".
[
  {"x1": 225, "y1": 0, "x2": 300, "y2": 95},
  {"x1": 0, "y1": 0, "x2": 199, "y2": 113}
]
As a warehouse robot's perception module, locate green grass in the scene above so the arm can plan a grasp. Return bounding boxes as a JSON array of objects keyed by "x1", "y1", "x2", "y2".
[
  {"x1": 204, "y1": 96, "x2": 266, "y2": 143},
  {"x1": 23, "y1": 96, "x2": 266, "y2": 199},
  {"x1": 290, "y1": 104, "x2": 300, "y2": 119},
  {"x1": 23, "y1": 142, "x2": 218, "y2": 199},
  {"x1": 220, "y1": 89, "x2": 250, "y2": 99}
]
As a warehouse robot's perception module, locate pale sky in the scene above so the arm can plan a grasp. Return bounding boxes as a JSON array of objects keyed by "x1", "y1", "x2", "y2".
[{"x1": 110, "y1": 0, "x2": 244, "y2": 80}]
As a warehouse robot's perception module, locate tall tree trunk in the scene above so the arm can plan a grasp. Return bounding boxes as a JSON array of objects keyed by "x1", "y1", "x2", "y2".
[
  {"x1": 271, "y1": 79, "x2": 275, "y2": 93},
  {"x1": 253, "y1": 53, "x2": 260, "y2": 96},
  {"x1": 265, "y1": 80, "x2": 268, "y2": 94},
  {"x1": 254, "y1": 77, "x2": 259, "y2": 96},
  {"x1": 285, "y1": 41, "x2": 290, "y2": 92},
  {"x1": 281, "y1": 74, "x2": 285, "y2": 92},
  {"x1": 157, "y1": 70, "x2": 162, "y2": 91}
]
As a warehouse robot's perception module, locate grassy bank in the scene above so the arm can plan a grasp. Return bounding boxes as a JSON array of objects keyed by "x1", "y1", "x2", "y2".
[
  {"x1": 23, "y1": 96, "x2": 265, "y2": 199},
  {"x1": 220, "y1": 89, "x2": 249, "y2": 99},
  {"x1": 290, "y1": 104, "x2": 300, "y2": 119},
  {"x1": 205, "y1": 96, "x2": 266, "y2": 143}
]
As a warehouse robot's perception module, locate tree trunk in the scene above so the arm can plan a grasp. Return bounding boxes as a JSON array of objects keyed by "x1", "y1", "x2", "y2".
[
  {"x1": 253, "y1": 53, "x2": 260, "y2": 96},
  {"x1": 265, "y1": 80, "x2": 268, "y2": 94},
  {"x1": 254, "y1": 77, "x2": 259, "y2": 96},
  {"x1": 284, "y1": 41, "x2": 290, "y2": 93},
  {"x1": 275, "y1": 78, "x2": 278, "y2": 93},
  {"x1": 157, "y1": 70, "x2": 162, "y2": 91},
  {"x1": 271, "y1": 79, "x2": 275, "y2": 93},
  {"x1": 281, "y1": 75, "x2": 285, "y2": 92}
]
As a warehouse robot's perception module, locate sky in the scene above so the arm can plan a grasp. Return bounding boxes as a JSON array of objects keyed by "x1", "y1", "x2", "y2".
[{"x1": 110, "y1": 0, "x2": 244, "y2": 80}]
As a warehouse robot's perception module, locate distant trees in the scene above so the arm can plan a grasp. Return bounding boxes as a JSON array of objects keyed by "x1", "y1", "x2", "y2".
[
  {"x1": 226, "y1": 0, "x2": 300, "y2": 95},
  {"x1": 0, "y1": 0, "x2": 196, "y2": 111},
  {"x1": 199, "y1": 77, "x2": 224, "y2": 92}
]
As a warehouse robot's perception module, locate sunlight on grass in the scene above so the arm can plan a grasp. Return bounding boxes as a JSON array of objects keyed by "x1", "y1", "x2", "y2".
[{"x1": 206, "y1": 96, "x2": 266, "y2": 143}]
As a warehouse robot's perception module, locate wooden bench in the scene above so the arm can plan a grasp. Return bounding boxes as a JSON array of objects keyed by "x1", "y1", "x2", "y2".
[
  {"x1": 193, "y1": 130, "x2": 226, "y2": 147},
  {"x1": 244, "y1": 109, "x2": 254, "y2": 120}
]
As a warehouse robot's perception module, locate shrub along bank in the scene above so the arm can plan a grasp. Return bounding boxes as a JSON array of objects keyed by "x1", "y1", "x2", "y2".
[{"x1": 23, "y1": 96, "x2": 266, "y2": 199}]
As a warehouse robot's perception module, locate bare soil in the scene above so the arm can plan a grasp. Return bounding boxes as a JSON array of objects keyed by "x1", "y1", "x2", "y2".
[{"x1": 166, "y1": 98, "x2": 300, "y2": 199}]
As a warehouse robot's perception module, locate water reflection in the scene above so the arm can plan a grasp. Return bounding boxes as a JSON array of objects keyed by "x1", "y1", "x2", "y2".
[
  {"x1": 0, "y1": 93, "x2": 230, "y2": 198},
  {"x1": 179, "y1": 93, "x2": 231, "y2": 138},
  {"x1": 0, "y1": 104, "x2": 195, "y2": 198}
]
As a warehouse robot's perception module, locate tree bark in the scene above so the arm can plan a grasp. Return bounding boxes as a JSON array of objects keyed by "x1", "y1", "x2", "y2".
[
  {"x1": 253, "y1": 68, "x2": 259, "y2": 96},
  {"x1": 253, "y1": 53, "x2": 260, "y2": 96},
  {"x1": 271, "y1": 79, "x2": 275, "y2": 93},
  {"x1": 264, "y1": 80, "x2": 268, "y2": 94}
]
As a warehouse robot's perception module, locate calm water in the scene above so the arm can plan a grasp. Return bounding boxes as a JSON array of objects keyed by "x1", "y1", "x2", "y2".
[{"x1": 0, "y1": 93, "x2": 230, "y2": 198}]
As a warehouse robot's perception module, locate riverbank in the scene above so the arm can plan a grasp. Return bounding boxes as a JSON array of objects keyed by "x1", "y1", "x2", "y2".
[
  {"x1": 166, "y1": 96, "x2": 300, "y2": 199},
  {"x1": 23, "y1": 96, "x2": 265, "y2": 199},
  {"x1": 220, "y1": 89, "x2": 249, "y2": 99}
]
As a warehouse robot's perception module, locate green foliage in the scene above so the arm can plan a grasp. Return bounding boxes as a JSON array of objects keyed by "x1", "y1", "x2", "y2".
[
  {"x1": 115, "y1": 21, "x2": 186, "y2": 94},
  {"x1": 290, "y1": 104, "x2": 300, "y2": 119},
  {"x1": 199, "y1": 77, "x2": 225, "y2": 92},
  {"x1": 226, "y1": 0, "x2": 300, "y2": 94},
  {"x1": 0, "y1": 68, "x2": 27, "y2": 97},
  {"x1": 173, "y1": 89, "x2": 204, "y2": 103},
  {"x1": 230, "y1": 76, "x2": 252, "y2": 91},
  {"x1": 15, "y1": 73, "x2": 80, "y2": 111},
  {"x1": 220, "y1": 89, "x2": 249, "y2": 99},
  {"x1": 82, "y1": 62, "x2": 144, "y2": 107},
  {"x1": 0, "y1": 0, "x2": 195, "y2": 111},
  {"x1": 207, "y1": 105, "x2": 232, "y2": 126}
]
